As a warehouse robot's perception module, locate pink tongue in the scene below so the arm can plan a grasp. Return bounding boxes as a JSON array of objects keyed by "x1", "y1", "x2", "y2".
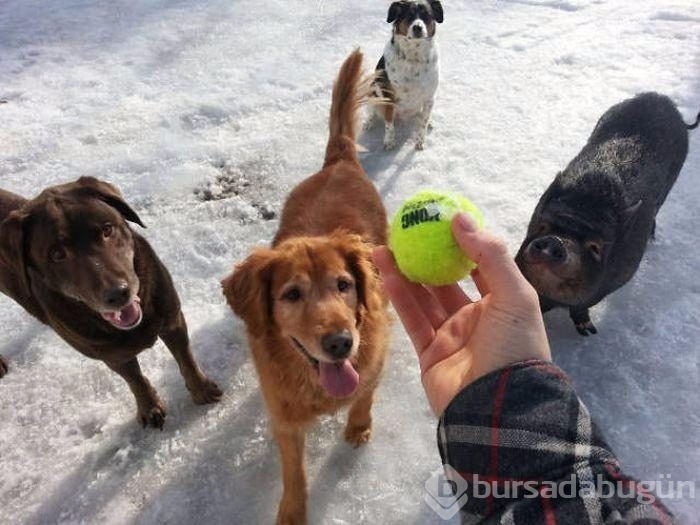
[
  {"x1": 118, "y1": 301, "x2": 140, "y2": 326},
  {"x1": 101, "y1": 299, "x2": 141, "y2": 328},
  {"x1": 319, "y1": 360, "x2": 359, "y2": 398}
]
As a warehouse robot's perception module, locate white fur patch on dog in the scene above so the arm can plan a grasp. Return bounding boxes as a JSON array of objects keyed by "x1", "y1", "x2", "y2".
[{"x1": 383, "y1": 35, "x2": 439, "y2": 119}]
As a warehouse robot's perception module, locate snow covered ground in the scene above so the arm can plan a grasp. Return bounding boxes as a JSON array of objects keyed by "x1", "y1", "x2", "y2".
[{"x1": 1, "y1": 0, "x2": 698, "y2": 523}]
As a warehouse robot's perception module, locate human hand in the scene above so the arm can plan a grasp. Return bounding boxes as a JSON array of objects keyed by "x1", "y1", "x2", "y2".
[{"x1": 373, "y1": 212, "x2": 551, "y2": 415}]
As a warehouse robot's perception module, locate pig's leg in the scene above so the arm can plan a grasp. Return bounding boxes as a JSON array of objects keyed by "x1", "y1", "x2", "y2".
[
  {"x1": 539, "y1": 296, "x2": 557, "y2": 313},
  {"x1": 570, "y1": 307, "x2": 597, "y2": 336}
]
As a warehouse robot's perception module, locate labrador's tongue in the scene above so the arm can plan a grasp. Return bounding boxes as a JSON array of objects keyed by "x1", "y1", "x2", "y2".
[
  {"x1": 101, "y1": 298, "x2": 142, "y2": 328},
  {"x1": 319, "y1": 359, "x2": 359, "y2": 398}
]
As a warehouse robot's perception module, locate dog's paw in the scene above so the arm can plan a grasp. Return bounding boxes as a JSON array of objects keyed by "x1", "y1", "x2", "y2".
[
  {"x1": 189, "y1": 376, "x2": 223, "y2": 404},
  {"x1": 0, "y1": 355, "x2": 8, "y2": 378},
  {"x1": 138, "y1": 396, "x2": 166, "y2": 430},
  {"x1": 383, "y1": 139, "x2": 396, "y2": 151},
  {"x1": 138, "y1": 399, "x2": 167, "y2": 430},
  {"x1": 276, "y1": 497, "x2": 306, "y2": 525},
  {"x1": 414, "y1": 139, "x2": 425, "y2": 151},
  {"x1": 362, "y1": 117, "x2": 376, "y2": 132},
  {"x1": 345, "y1": 423, "x2": 372, "y2": 448}
]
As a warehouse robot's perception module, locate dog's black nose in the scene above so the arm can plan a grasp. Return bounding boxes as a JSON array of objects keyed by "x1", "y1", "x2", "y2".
[
  {"x1": 529, "y1": 236, "x2": 567, "y2": 264},
  {"x1": 321, "y1": 330, "x2": 353, "y2": 359},
  {"x1": 412, "y1": 25, "x2": 423, "y2": 37},
  {"x1": 103, "y1": 282, "x2": 131, "y2": 307}
]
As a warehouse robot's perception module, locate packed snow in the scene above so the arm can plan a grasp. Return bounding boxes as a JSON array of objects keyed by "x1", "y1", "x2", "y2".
[{"x1": 1, "y1": 0, "x2": 698, "y2": 523}]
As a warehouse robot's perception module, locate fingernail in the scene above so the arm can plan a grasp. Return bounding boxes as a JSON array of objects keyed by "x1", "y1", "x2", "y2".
[{"x1": 455, "y1": 212, "x2": 477, "y2": 233}]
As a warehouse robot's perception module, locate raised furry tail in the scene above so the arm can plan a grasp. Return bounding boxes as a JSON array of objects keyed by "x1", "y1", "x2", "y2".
[
  {"x1": 324, "y1": 49, "x2": 376, "y2": 167},
  {"x1": 686, "y1": 110, "x2": 700, "y2": 130}
]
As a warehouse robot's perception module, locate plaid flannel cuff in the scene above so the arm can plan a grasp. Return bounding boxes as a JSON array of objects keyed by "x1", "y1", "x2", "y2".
[{"x1": 436, "y1": 360, "x2": 619, "y2": 517}]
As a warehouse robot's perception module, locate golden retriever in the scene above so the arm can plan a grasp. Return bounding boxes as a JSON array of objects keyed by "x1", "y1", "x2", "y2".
[{"x1": 221, "y1": 49, "x2": 390, "y2": 524}]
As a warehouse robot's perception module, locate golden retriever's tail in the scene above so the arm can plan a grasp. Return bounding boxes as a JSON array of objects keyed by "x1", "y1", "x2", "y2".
[{"x1": 324, "y1": 49, "x2": 377, "y2": 168}]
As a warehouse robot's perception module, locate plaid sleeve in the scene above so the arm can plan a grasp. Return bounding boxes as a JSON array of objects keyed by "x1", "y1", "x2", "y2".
[{"x1": 436, "y1": 360, "x2": 676, "y2": 524}]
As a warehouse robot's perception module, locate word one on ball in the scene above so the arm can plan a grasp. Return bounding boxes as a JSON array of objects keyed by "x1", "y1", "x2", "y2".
[{"x1": 389, "y1": 190, "x2": 483, "y2": 285}]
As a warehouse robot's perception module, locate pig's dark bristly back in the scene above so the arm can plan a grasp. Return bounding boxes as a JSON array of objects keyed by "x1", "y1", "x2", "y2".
[{"x1": 568, "y1": 92, "x2": 690, "y2": 214}]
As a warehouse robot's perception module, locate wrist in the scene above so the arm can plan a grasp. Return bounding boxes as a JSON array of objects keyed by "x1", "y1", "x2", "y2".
[{"x1": 441, "y1": 359, "x2": 557, "y2": 417}]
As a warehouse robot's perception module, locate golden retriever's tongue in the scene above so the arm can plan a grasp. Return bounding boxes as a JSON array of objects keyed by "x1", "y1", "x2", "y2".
[{"x1": 319, "y1": 360, "x2": 359, "y2": 398}]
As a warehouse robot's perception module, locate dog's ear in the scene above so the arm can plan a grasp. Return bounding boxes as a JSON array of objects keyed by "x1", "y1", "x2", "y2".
[
  {"x1": 222, "y1": 248, "x2": 277, "y2": 338},
  {"x1": 75, "y1": 176, "x2": 145, "y2": 228},
  {"x1": 0, "y1": 210, "x2": 32, "y2": 298},
  {"x1": 387, "y1": 1, "x2": 404, "y2": 23},
  {"x1": 430, "y1": 1, "x2": 444, "y2": 23},
  {"x1": 331, "y1": 232, "x2": 382, "y2": 326}
]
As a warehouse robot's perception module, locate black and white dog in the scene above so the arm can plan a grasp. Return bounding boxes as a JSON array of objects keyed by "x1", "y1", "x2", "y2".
[{"x1": 372, "y1": 1, "x2": 443, "y2": 150}]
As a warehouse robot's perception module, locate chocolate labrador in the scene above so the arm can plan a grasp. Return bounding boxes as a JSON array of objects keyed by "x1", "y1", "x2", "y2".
[{"x1": 0, "y1": 177, "x2": 222, "y2": 428}]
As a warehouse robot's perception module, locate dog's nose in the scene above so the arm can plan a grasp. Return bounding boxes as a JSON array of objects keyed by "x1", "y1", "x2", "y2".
[
  {"x1": 412, "y1": 25, "x2": 423, "y2": 37},
  {"x1": 321, "y1": 330, "x2": 353, "y2": 359},
  {"x1": 529, "y1": 236, "x2": 567, "y2": 264},
  {"x1": 103, "y1": 282, "x2": 131, "y2": 308}
]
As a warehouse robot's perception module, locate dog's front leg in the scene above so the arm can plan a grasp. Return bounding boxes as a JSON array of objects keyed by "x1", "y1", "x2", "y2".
[
  {"x1": 107, "y1": 358, "x2": 166, "y2": 429},
  {"x1": 382, "y1": 104, "x2": 396, "y2": 150},
  {"x1": 274, "y1": 424, "x2": 307, "y2": 525},
  {"x1": 345, "y1": 390, "x2": 375, "y2": 447},
  {"x1": 159, "y1": 310, "x2": 222, "y2": 404},
  {"x1": 415, "y1": 99, "x2": 434, "y2": 150},
  {"x1": 0, "y1": 354, "x2": 8, "y2": 377}
]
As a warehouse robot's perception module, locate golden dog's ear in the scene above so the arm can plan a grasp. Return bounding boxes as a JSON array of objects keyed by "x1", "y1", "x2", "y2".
[
  {"x1": 0, "y1": 210, "x2": 32, "y2": 298},
  {"x1": 221, "y1": 248, "x2": 277, "y2": 338},
  {"x1": 74, "y1": 176, "x2": 146, "y2": 228},
  {"x1": 331, "y1": 232, "x2": 382, "y2": 325}
]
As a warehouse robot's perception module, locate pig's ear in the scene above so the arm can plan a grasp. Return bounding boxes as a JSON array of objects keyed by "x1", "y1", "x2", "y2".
[
  {"x1": 622, "y1": 199, "x2": 642, "y2": 226},
  {"x1": 540, "y1": 177, "x2": 561, "y2": 204},
  {"x1": 548, "y1": 175, "x2": 563, "y2": 194}
]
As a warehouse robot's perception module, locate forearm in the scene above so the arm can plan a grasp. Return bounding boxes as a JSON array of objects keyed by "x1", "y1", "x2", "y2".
[{"x1": 435, "y1": 360, "x2": 675, "y2": 524}]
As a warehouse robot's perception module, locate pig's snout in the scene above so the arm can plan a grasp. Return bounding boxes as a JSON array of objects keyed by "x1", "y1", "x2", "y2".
[{"x1": 527, "y1": 236, "x2": 567, "y2": 265}]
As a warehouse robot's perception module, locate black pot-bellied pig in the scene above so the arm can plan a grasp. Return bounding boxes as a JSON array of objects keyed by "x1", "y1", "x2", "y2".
[{"x1": 516, "y1": 92, "x2": 699, "y2": 335}]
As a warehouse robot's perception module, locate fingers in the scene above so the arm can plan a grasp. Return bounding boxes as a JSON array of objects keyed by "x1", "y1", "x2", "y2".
[
  {"x1": 419, "y1": 315, "x2": 473, "y2": 377},
  {"x1": 427, "y1": 284, "x2": 472, "y2": 316},
  {"x1": 373, "y1": 246, "x2": 449, "y2": 327},
  {"x1": 372, "y1": 247, "x2": 436, "y2": 351},
  {"x1": 451, "y1": 213, "x2": 530, "y2": 299},
  {"x1": 470, "y1": 268, "x2": 489, "y2": 296}
]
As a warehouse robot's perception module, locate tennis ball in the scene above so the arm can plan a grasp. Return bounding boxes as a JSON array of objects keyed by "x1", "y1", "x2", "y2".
[{"x1": 389, "y1": 190, "x2": 483, "y2": 285}]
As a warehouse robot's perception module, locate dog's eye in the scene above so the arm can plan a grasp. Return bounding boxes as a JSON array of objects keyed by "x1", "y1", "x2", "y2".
[
  {"x1": 49, "y1": 246, "x2": 67, "y2": 262},
  {"x1": 282, "y1": 287, "x2": 302, "y2": 302},
  {"x1": 537, "y1": 223, "x2": 549, "y2": 235},
  {"x1": 102, "y1": 223, "x2": 114, "y2": 238},
  {"x1": 337, "y1": 278, "x2": 353, "y2": 292}
]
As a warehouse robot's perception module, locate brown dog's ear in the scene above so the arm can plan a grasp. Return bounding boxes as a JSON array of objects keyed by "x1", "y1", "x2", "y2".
[
  {"x1": 75, "y1": 176, "x2": 146, "y2": 228},
  {"x1": 331, "y1": 232, "x2": 382, "y2": 326},
  {"x1": 221, "y1": 248, "x2": 277, "y2": 338},
  {"x1": 0, "y1": 210, "x2": 32, "y2": 298}
]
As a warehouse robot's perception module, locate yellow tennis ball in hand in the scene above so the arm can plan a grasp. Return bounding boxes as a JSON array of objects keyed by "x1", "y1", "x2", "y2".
[{"x1": 389, "y1": 190, "x2": 484, "y2": 285}]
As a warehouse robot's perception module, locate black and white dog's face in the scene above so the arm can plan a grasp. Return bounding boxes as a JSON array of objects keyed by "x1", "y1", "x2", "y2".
[{"x1": 387, "y1": 0, "x2": 444, "y2": 40}]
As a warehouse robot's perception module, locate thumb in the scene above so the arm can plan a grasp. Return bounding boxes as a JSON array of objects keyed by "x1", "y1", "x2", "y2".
[{"x1": 451, "y1": 213, "x2": 532, "y2": 300}]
